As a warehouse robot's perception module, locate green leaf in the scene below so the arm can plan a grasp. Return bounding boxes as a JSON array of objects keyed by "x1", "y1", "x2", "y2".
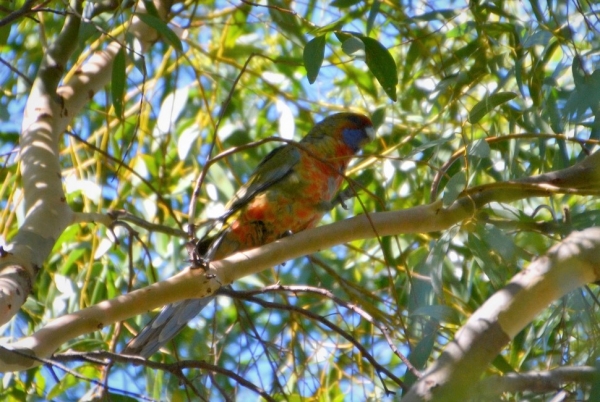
[
  {"x1": 442, "y1": 171, "x2": 466, "y2": 206},
  {"x1": 408, "y1": 8, "x2": 460, "y2": 22},
  {"x1": 469, "y1": 139, "x2": 491, "y2": 158},
  {"x1": 341, "y1": 36, "x2": 364, "y2": 55},
  {"x1": 330, "y1": 0, "x2": 362, "y2": 7},
  {"x1": 111, "y1": 47, "x2": 126, "y2": 118},
  {"x1": 303, "y1": 35, "x2": 326, "y2": 84},
  {"x1": 545, "y1": 89, "x2": 563, "y2": 134},
  {"x1": 371, "y1": 107, "x2": 386, "y2": 130},
  {"x1": 572, "y1": 57, "x2": 586, "y2": 88},
  {"x1": 483, "y1": 226, "x2": 516, "y2": 261},
  {"x1": 565, "y1": 61, "x2": 600, "y2": 123},
  {"x1": 334, "y1": 31, "x2": 353, "y2": 43},
  {"x1": 522, "y1": 29, "x2": 553, "y2": 48},
  {"x1": 142, "y1": 0, "x2": 160, "y2": 17},
  {"x1": 446, "y1": 21, "x2": 476, "y2": 38},
  {"x1": 357, "y1": 35, "x2": 398, "y2": 101},
  {"x1": 515, "y1": 56, "x2": 525, "y2": 97},
  {"x1": 0, "y1": 24, "x2": 10, "y2": 46},
  {"x1": 407, "y1": 321, "x2": 437, "y2": 377},
  {"x1": 268, "y1": 0, "x2": 305, "y2": 43},
  {"x1": 468, "y1": 91, "x2": 517, "y2": 124},
  {"x1": 312, "y1": 20, "x2": 345, "y2": 35},
  {"x1": 135, "y1": 13, "x2": 183, "y2": 51},
  {"x1": 408, "y1": 137, "x2": 454, "y2": 156},
  {"x1": 491, "y1": 355, "x2": 516, "y2": 374},
  {"x1": 411, "y1": 305, "x2": 461, "y2": 325},
  {"x1": 402, "y1": 40, "x2": 422, "y2": 85},
  {"x1": 366, "y1": 1, "x2": 380, "y2": 35},
  {"x1": 590, "y1": 361, "x2": 600, "y2": 401}
]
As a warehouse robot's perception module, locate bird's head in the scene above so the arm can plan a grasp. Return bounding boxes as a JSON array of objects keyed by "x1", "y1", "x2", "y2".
[{"x1": 305, "y1": 112, "x2": 375, "y2": 153}]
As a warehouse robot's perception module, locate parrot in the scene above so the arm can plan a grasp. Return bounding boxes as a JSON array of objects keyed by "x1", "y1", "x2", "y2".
[{"x1": 123, "y1": 112, "x2": 375, "y2": 357}]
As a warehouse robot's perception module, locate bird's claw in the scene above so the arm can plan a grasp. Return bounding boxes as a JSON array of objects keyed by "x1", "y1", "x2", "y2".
[
  {"x1": 333, "y1": 188, "x2": 354, "y2": 210},
  {"x1": 185, "y1": 240, "x2": 210, "y2": 270},
  {"x1": 192, "y1": 257, "x2": 211, "y2": 271},
  {"x1": 279, "y1": 230, "x2": 294, "y2": 239}
]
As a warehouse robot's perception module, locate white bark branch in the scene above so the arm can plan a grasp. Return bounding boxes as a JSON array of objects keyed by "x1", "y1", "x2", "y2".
[
  {"x1": 1, "y1": 150, "x2": 599, "y2": 372},
  {"x1": 0, "y1": 0, "x2": 173, "y2": 325},
  {"x1": 0, "y1": 0, "x2": 84, "y2": 325},
  {"x1": 401, "y1": 227, "x2": 600, "y2": 401}
]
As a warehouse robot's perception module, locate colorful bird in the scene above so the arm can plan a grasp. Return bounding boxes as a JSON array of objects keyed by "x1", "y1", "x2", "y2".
[{"x1": 124, "y1": 112, "x2": 375, "y2": 357}]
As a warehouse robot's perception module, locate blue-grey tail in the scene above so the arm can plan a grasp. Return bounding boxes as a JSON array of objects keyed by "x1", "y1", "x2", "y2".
[{"x1": 123, "y1": 296, "x2": 214, "y2": 358}]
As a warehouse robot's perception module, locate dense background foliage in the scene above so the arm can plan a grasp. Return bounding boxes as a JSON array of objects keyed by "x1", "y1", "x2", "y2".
[{"x1": 1, "y1": 0, "x2": 600, "y2": 400}]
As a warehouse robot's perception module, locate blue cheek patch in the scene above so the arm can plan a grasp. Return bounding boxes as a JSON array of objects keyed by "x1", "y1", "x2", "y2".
[{"x1": 342, "y1": 128, "x2": 367, "y2": 151}]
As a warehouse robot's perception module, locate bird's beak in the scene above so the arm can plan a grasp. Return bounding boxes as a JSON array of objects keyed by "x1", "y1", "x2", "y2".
[{"x1": 365, "y1": 125, "x2": 376, "y2": 141}]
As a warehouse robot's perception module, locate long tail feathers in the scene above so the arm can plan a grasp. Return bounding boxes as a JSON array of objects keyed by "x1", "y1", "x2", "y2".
[{"x1": 123, "y1": 296, "x2": 214, "y2": 358}]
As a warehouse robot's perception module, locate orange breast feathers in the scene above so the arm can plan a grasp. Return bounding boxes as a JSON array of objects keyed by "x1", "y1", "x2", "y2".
[
  {"x1": 213, "y1": 151, "x2": 346, "y2": 258},
  {"x1": 210, "y1": 112, "x2": 374, "y2": 260}
]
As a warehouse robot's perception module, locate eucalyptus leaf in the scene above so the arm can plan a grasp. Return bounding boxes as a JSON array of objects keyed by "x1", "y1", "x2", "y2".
[
  {"x1": 469, "y1": 92, "x2": 517, "y2": 124},
  {"x1": 304, "y1": 35, "x2": 326, "y2": 84}
]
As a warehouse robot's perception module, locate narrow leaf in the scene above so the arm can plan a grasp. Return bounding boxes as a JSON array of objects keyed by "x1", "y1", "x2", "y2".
[
  {"x1": 468, "y1": 91, "x2": 517, "y2": 124},
  {"x1": 334, "y1": 31, "x2": 353, "y2": 43},
  {"x1": 358, "y1": 35, "x2": 398, "y2": 101},
  {"x1": 572, "y1": 56, "x2": 586, "y2": 89},
  {"x1": 142, "y1": 0, "x2": 160, "y2": 17},
  {"x1": 0, "y1": 24, "x2": 10, "y2": 45},
  {"x1": 442, "y1": 171, "x2": 466, "y2": 206},
  {"x1": 135, "y1": 13, "x2": 183, "y2": 52},
  {"x1": 366, "y1": 1, "x2": 380, "y2": 35},
  {"x1": 371, "y1": 107, "x2": 386, "y2": 130},
  {"x1": 111, "y1": 47, "x2": 126, "y2": 118},
  {"x1": 312, "y1": 20, "x2": 345, "y2": 35},
  {"x1": 341, "y1": 37, "x2": 364, "y2": 55},
  {"x1": 408, "y1": 9, "x2": 460, "y2": 22},
  {"x1": 330, "y1": 0, "x2": 362, "y2": 7},
  {"x1": 411, "y1": 305, "x2": 461, "y2": 325},
  {"x1": 303, "y1": 35, "x2": 326, "y2": 84},
  {"x1": 469, "y1": 139, "x2": 491, "y2": 158}
]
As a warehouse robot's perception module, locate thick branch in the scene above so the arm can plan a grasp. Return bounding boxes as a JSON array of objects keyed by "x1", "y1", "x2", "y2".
[
  {"x1": 0, "y1": 0, "x2": 84, "y2": 325},
  {"x1": 0, "y1": 0, "x2": 175, "y2": 326},
  {"x1": 401, "y1": 227, "x2": 600, "y2": 401},
  {"x1": 1, "y1": 149, "x2": 600, "y2": 372}
]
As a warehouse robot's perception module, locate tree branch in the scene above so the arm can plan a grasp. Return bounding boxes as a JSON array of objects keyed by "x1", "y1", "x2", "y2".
[
  {"x1": 1, "y1": 150, "x2": 600, "y2": 372},
  {"x1": 401, "y1": 227, "x2": 600, "y2": 401},
  {"x1": 0, "y1": 0, "x2": 40, "y2": 27},
  {"x1": 0, "y1": 0, "x2": 176, "y2": 326},
  {"x1": 0, "y1": 0, "x2": 84, "y2": 326},
  {"x1": 475, "y1": 366, "x2": 598, "y2": 397},
  {"x1": 226, "y1": 289, "x2": 406, "y2": 394},
  {"x1": 53, "y1": 351, "x2": 276, "y2": 401}
]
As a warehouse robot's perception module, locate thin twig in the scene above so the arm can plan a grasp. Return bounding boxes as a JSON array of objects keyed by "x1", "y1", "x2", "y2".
[
  {"x1": 221, "y1": 288, "x2": 405, "y2": 395},
  {"x1": 188, "y1": 53, "x2": 259, "y2": 235},
  {"x1": 107, "y1": 210, "x2": 187, "y2": 238},
  {"x1": 0, "y1": 0, "x2": 38, "y2": 27},
  {"x1": 0, "y1": 57, "x2": 33, "y2": 87},
  {"x1": 67, "y1": 131, "x2": 184, "y2": 231},
  {"x1": 52, "y1": 351, "x2": 277, "y2": 401},
  {"x1": 2, "y1": 348, "x2": 156, "y2": 401},
  {"x1": 225, "y1": 284, "x2": 421, "y2": 378}
]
